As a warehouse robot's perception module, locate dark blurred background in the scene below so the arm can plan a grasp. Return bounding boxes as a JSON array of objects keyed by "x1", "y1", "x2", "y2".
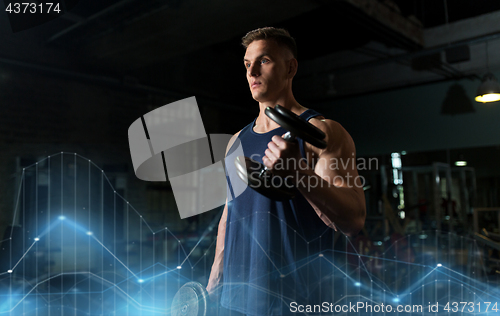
[{"x1": 1, "y1": 0, "x2": 500, "y2": 314}]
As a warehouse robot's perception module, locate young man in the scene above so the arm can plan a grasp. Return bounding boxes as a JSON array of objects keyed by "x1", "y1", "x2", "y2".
[{"x1": 207, "y1": 27, "x2": 366, "y2": 315}]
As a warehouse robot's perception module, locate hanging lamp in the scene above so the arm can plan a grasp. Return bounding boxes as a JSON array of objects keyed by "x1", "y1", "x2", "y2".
[
  {"x1": 475, "y1": 72, "x2": 500, "y2": 103},
  {"x1": 475, "y1": 41, "x2": 500, "y2": 103}
]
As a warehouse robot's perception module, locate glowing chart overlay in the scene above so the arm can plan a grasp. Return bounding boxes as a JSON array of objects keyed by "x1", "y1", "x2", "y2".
[{"x1": 0, "y1": 153, "x2": 498, "y2": 315}]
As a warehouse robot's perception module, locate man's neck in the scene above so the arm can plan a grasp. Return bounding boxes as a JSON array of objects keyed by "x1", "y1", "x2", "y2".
[{"x1": 254, "y1": 97, "x2": 306, "y2": 133}]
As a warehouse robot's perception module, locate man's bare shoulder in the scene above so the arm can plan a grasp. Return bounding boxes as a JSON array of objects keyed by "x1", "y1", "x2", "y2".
[
  {"x1": 225, "y1": 130, "x2": 242, "y2": 155},
  {"x1": 307, "y1": 117, "x2": 355, "y2": 153}
]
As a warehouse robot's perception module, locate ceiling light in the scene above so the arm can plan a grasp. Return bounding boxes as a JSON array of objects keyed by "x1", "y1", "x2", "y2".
[
  {"x1": 455, "y1": 153, "x2": 467, "y2": 167},
  {"x1": 475, "y1": 73, "x2": 500, "y2": 103}
]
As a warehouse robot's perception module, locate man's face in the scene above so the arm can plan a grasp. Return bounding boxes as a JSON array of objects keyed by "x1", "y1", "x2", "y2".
[{"x1": 243, "y1": 39, "x2": 291, "y2": 102}]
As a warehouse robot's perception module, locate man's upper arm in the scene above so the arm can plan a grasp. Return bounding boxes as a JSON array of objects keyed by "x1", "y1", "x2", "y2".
[
  {"x1": 220, "y1": 130, "x2": 241, "y2": 219},
  {"x1": 309, "y1": 119, "x2": 364, "y2": 191},
  {"x1": 225, "y1": 130, "x2": 241, "y2": 156},
  {"x1": 304, "y1": 119, "x2": 365, "y2": 233}
]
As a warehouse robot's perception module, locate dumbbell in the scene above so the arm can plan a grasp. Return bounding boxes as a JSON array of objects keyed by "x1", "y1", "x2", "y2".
[
  {"x1": 171, "y1": 281, "x2": 215, "y2": 316},
  {"x1": 234, "y1": 105, "x2": 326, "y2": 200}
]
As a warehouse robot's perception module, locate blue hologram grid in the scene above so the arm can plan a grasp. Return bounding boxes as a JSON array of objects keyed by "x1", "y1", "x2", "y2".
[{"x1": 0, "y1": 152, "x2": 499, "y2": 315}]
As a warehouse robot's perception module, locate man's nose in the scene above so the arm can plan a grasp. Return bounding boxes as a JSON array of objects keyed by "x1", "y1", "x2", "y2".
[{"x1": 248, "y1": 64, "x2": 260, "y2": 77}]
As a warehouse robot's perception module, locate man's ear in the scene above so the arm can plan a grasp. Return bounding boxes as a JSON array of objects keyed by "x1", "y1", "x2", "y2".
[{"x1": 287, "y1": 58, "x2": 298, "y2": 79}]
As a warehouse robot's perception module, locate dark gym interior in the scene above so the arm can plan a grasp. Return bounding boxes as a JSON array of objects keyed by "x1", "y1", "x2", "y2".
[{"x1": 1, "y1": 0, "x2": 500, "y2": 315}]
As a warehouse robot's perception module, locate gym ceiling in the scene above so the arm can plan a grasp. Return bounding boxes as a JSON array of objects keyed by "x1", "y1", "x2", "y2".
[
  {"x1": 2, "y1": 0, "x2": 500, "y2": 168},
  {"x1": 2, "y1": 0, "x2": 500, "y2": 109}
]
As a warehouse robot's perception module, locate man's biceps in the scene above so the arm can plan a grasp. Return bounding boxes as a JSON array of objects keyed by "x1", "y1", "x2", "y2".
[
  {"x1": 314, "y1": 166, "x2": 341, "y2": 184},
  {"x1": 317, "y1": 163, "x2": 358, "y2": 184}
]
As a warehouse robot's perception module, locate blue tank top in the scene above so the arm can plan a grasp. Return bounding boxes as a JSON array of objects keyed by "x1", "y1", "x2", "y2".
[{"x1": 221, "y1": 109, "x2": 336, "y2": 315}]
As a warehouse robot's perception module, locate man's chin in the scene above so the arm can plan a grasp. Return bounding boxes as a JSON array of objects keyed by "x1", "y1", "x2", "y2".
[
  {"x1": 251, "y1": 94, "x2": 262, "y2": 102},
  {"x1": 251, "y1": 92, "x2": 267, "y2": 102}
]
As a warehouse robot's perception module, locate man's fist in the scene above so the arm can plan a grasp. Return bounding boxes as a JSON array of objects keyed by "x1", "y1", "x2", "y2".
[{"x1": 262, "y1": 134, "x2": 304, "y2": 180}]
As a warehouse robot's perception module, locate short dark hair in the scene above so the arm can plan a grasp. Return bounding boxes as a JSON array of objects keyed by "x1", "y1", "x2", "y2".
[{"x1": 241, "y1": 27, "x2": 297, "y2": 59}]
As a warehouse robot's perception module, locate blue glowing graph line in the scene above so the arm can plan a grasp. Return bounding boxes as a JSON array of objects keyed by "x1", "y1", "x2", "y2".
[
  {"x1": 1, "y1": 262, "x2": 182, "y2": 298},
  {"x1": 2, "y1": 152, "x2": 500, "y2": 316},
  {"x1": 250, "y1": 231, "x2": 283, "y2": 274},
  {"x1": 10, "y1": 240, "x2": 38, "y2": 272},
  {"x1": 180, "y1": 231, "x2": 217, "y2": 268},
  {"x1": 1, "y1": 258, "x2": 499, "y2": 315},
  {"x1": 89, "y1": 233, "x2": 138, "y2": 279},
  {"x1": 320, "y1": 254, "x2": 375, "y2": 288},
  {"x1": 228, "y1": 210, "x2": 429, "y2": 282},
  {"x1": 2, "y1": 152, "x2": 217, "y2": 314},
  {"x1": 433, "y1": 265, "x2": 500, "y2": 301},
  {"x1": 0, "y1": 263, "x2": 195, "y2": 315},
  {"x1": 0, "y1": 272, "x2": 169, "y2": 314},
  {"x1": 280, "y1": 255, "x2": 322, "y2": 279},
  {"x1": 192, "y1": 237, "x2": 217, "y2": 267},
  {"x1": 2, "y1": 222, "x2": 492, "y2": 280},
  {"x1": 15, "y1": 153, "x2": 156, "y2": 235}
]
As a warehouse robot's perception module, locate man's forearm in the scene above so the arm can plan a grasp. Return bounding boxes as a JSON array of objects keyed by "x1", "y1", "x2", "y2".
[
  {"x1": 207, "y1": 204, "x2": 227, "y2": 294},
  {"x1": 207, "y1": 254, "x2": 224, "y2": 293},
  {"x1": 208, "y1": 237, "x2": 224, "y2": 286}
]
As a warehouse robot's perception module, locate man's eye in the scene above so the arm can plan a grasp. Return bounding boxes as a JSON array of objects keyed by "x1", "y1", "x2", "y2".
[
  {"x1": 261, "y1": 59, "x2": 268, "y2": 64},
  {"x1": 245, "y1": 63, "x2": 251, "y2": 68}
]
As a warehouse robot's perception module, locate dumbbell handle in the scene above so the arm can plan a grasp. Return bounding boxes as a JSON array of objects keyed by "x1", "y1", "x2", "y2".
[
  {"x1": 282, "y1": 131, "x2": 294, "y2": 142},
  {"x1": 258, "y1": 131, "x2": 295, "y2": 178}
]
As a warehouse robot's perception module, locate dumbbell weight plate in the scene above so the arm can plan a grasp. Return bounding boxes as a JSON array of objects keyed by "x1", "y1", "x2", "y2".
[
  {"x1": 265, "y1": 105, "x2": 327, "y2": 149},
  {"x1": 234, "y1": 156, "x2": 295, "y2": 201},
  {"x1": 171, "y1": 282, "x2": 209, "y2": 316}
]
